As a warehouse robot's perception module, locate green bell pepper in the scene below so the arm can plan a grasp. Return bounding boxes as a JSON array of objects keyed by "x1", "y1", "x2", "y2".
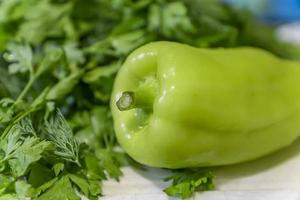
[{"x1": 110, "y1": 41, "x2": 300, "y2": 169}]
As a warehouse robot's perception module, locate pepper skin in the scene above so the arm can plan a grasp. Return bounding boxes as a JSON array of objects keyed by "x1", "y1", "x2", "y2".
[{"x1": 110, "y1": 41, "x2": 300, "y2": 169}]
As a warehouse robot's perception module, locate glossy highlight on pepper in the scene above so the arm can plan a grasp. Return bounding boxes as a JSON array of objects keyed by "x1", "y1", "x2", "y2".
[{"x1": 110, "y1": 41, "x2": 300, "y2": 169}]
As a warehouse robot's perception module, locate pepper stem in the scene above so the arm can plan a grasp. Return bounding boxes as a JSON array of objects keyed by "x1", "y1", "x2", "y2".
[
  {"x1": 116, "y1": 91, "x2": 135, "y2": 111},
  {"x1": 116, "y1": 76, "x2": 158, "y2": 111}
]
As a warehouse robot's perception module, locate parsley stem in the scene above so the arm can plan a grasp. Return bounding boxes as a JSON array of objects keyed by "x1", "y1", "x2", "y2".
[
  {"x1": 14, "y1": 76, "x2": 35, "y2": 106},
  {"x1": 75, "y1": 159, "x2": 81, "y2": 167}
]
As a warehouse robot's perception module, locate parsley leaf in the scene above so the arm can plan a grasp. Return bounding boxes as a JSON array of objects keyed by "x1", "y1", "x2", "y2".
[
  {"x1": 3, "y1": 43, "x2": 33, "y2": 75},
  {"x1": 0, "y1": 119, "x2": 52, "y2": 177},
  {"x1": 38, "y1": 175, "x2": 80, "y2": 200},
  {"x1": 164, "y1": 168, "x2": 214, "y2": 199}
]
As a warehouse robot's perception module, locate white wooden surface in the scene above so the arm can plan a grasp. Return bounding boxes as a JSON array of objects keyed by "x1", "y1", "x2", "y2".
[
  {"x1": 277, "y1": 22, "x2": 300, "y2": 44},
  {"x1": 102, "y1": 138, "x2": 300, "y2": 200}
]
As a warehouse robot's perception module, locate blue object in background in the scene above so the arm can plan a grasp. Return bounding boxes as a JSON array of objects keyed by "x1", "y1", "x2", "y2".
[
  {"x1": 225, "y1": 0, "x2": 300, "y2": 23},
  {"x1": 265, "y1": 0, "x2": 300, "y2": 22}
]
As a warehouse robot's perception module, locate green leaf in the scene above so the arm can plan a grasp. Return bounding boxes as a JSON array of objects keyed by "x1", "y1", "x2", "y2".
[
  {"x1": 83, "y1": 62, "x2": 120, "y2": 83},
  {"x1": 74, "y1": 107, "x2": 116, "y2": 148},
  {"x1": 38, "y1": 175, "x2": 80, "y2": 200},
  {"x1": 87, "y1": 180, "x2": 102, "y2": 197},
  {"x1": 161, "y1": 2, "x2": 196, "y2": 38},
  {"x1": 46, "y1": 70, "x2": 83, "y2": 101},
  {"x1": 0, "y1": 0, "x2": 20, "y2": 22},
  {"x1": 164, "y1": 182, "x2": 192, "y2": 199},
  {"x1": 36, "y1": 45, "x2": 64, "y2": 77},
  {"x1": 85, "y1": 155, "x2": 106, "y2": 180},
  {"x1": 147, "y1": 4, "x2": 160, "y2": 32},
  {"x1": 63, "y1": 42, "x2": 85, "y2": 66},
  {"x1": 83, "y1": 62, "x2": 121, "y2": 102},
  {"x1": 95, "y1": 148, "x2": 123, "y2": 181},
  {"x1": 163, "y1": 168, "x2": 214, "y2": 199},
  {"x1": 0, "y1": 0, "x2": 31, "y2": 23},
  {"x1": 16, "y1": 0, "x2": 73, "y2": 44},
  {"x1": 8, "y1": 137, "x2": 52, "y2": 177},
  {"x1": 0, "y1": 127, "x2": 23, "y2": 162},
  {"x1": 35, "y1": 177, "x2": 58, "y2": 196},
  {"x1": 28, "y1": 163, "x2": 54, "y2": 188},
  {"x1": 0, "y1": 174, "x2": 14, "y2": 195},
  {"x1": 0, "y1": 120, "x2": 52, "y2": 177},
  {"x1": 52, "y1": 163, "x2": 64, "y2": 177},
  {"x1": 0, "y1": 80, "x2": 10, "y2": 98},
  {"x1": 18, "y1": 117, "x2": 36, "y2": 137},
  {"x1": 15, "y1": 180, "x2": 36, "y2": 199},
  {"x1": 0, "y1": 98, "x2": 14, "y2": 123},
  {"x1": 69, "y1": 174, "x2": 90, "y2": 196},
  {"x1": 0, "y1": 194, "x2": 18, "y2": 200},
  {"x1": 111, "y1": 30, "x2": 151, "y2": 55},
  {"x1": 0, "y1": 98, "x2": 14, "y2": 107},
  {"x1": 45, "y1": 109, "x2": 80, "y2": 165},
  {"x1": 0, "y1": 67, "x2": 22, "y2": 98},
  {"x1": 3, "y1": 43, "x2": 33, "y2": 75}
]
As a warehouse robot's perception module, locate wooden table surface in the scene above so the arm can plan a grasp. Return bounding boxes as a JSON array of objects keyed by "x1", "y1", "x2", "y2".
[{"x1": 102, "y1": 138, "x2": 300, "y2": 200}]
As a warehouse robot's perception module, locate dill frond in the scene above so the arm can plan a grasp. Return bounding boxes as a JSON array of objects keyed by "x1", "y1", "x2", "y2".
[{"x1": 45, "y1": 109, "x2": 80, "y2": 166}]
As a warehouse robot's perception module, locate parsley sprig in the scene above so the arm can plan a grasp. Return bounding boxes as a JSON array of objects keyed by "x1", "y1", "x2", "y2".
[{"x1": 164, "y1": 168, "x2": 214, "y2": 199}]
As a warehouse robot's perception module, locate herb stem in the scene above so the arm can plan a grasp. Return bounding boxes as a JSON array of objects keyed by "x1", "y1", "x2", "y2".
[{"x1": 14, "y1": 76, "x2": 35, "y2": 106}]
